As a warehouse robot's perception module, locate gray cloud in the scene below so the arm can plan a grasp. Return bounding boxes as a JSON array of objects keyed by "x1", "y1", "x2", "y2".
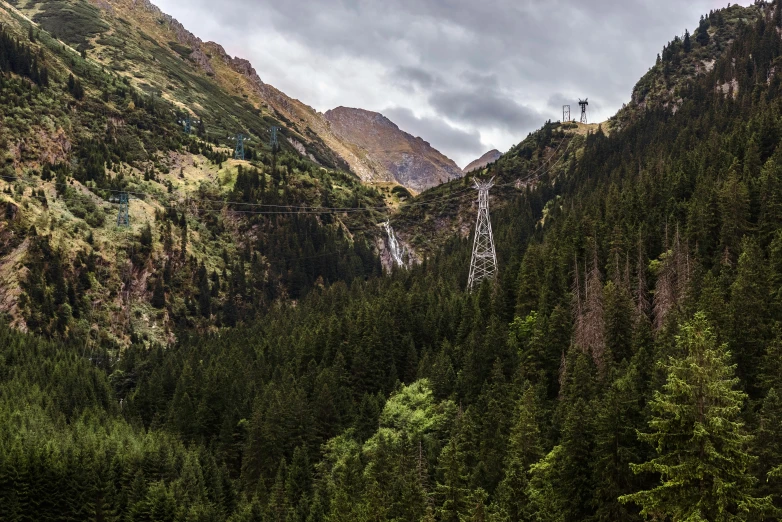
[
  {"x1": 155, "y1": 0, "x2": 751, "y2": 166},
  {"x1": 383, "y1": 107, "x2": 486, "y2": 162},
  {"x1": 430, "y1": 87, "x2": 544, "y2": 134},
  {"x1": 389, "y1": 66, "x2": 441, "y2": 91}
]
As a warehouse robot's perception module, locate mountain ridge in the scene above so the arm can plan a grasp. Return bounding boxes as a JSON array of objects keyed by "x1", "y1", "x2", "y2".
[
  {"x1": 324, "y1": 106, "x2": 464, "y2": 192},
  {"x1": 463, "y1": 149, "x2": 502, "y2": 174},
  {"x1": 84, "y1": 0, "x2": 461, "y2": 191}
]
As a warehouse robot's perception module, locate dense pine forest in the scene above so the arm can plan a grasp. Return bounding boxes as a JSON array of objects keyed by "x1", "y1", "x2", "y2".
[{"x1": 5, "y1": 0, "x2": 782, "y2": 521}]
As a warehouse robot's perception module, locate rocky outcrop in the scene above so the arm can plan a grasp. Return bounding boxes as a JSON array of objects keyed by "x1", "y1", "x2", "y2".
[
  {"x1": 227, "y1": 57, "x2": 264, "y2": 88},
  {"x1": 324, "y1": 107, "x2": 463, "y2": 192},
  {"x1": 188, "y1": 47, "x2": 214, "y2": 75},
  {"x1": 463, "y1": 149, "x2": 501, "y2": 174}
]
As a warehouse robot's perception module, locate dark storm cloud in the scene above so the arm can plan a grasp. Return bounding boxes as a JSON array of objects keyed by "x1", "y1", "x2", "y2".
[
  {"x1": 383, "y1": 107, "x2": 485, "y2": 158},
  {"x1": 429, "y1": 88, "x2": 543, "y2": 133},
  {"x1": 155, "y1": 0, "x2": 750, "y2": 165},
  {"x1": 389, "y1": 66, "x2": 441, "y2": 91}
]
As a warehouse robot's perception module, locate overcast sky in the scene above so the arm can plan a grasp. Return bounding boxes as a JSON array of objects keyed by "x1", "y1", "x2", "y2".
[{"x1": 155, "y1": 0, "x2": 749, "y2": 168}]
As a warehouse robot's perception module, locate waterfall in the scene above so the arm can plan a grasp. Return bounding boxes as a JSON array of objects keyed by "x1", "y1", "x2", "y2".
[{"x1": 383, "y1": 221, "x2": 406, "y2": 268}]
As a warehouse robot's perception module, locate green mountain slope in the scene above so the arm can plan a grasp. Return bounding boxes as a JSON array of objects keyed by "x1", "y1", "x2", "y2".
[
  {"x1": 5, "y1": 1, "x2": 782, "y2": 521},
  {"x1": 0, "y1": 2, "x2": 389, "y2": 347}
]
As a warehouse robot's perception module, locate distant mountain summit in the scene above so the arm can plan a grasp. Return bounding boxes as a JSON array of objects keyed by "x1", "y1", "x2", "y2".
[
  {"x1": 463, "y1": 149, "x2": 502, "y2": 174},
  {"x1": 324, "y1": 107, "x2": 464, "y2": 192}
]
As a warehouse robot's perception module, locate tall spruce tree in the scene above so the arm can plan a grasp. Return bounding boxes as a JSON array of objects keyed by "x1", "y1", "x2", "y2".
[
  {"x1": 620, "y1": 312, "x2": 771, "y2": 520},
  {"x1": 490, "y1": 384, "x2": 543, "y2": 521}
]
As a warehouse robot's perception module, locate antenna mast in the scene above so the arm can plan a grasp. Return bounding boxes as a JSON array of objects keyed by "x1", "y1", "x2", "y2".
[
  {"x1": 467, "y1": 178, "x2": 498, "y2": 291},
  {"x1": 579, "y1": 98, "x2": 589, "y2": 124}
]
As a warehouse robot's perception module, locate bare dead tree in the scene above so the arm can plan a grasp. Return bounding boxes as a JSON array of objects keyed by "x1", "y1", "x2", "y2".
[
  {"x1": 653, "y1": 249, "x2": 676, "y2": 334},
  {"x1": 558, "y1": 350, "x2": 568, "y2": 400},
  {"x1": 571, "y1": 253, "x2": 585, "y2": 350},
  {"x1": 585, "y1": 246, "x2": 606, "y2": 373},
  {"x1": 635, "y1": 236, "x2": 651, "y2": 321}
]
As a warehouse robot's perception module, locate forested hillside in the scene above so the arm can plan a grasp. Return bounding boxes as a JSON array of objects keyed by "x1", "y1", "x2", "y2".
[{"x1": 4, "y1": 1, "x2": 782, "y2": 521}]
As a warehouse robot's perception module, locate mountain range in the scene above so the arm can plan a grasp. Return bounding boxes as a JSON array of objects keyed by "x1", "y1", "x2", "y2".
[
  {"x1": 4, "y1": 0, "x2": 782, "y2": 520},
  {"x1": 23, "y1": 0, "x2": 469, "y2": 191}
]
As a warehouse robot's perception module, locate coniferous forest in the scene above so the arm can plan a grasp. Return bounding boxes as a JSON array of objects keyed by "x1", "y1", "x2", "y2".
[{"x1": 4, "y1": 1, "x2": 782, "y2": 521}]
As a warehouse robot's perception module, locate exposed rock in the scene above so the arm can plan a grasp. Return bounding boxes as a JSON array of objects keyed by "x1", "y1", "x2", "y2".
[
  {"x1": 201, "y1": 42, "x2": 263, "y2": 88},
  {"x1": 94, "y1": 0, "x2": 115, "y2": 14},
  {"x1": 204, "y1": 41, "x2": 231, "y2": 63},
  {"x1": 288, "y1": 137, "x2": 319, "y2": 164},
  {"x1": 324, "y1": 107, "x2": 463, "y2": 192},
  {"x1": 228, "y1": 57, "x2": 264, "y2": 88},
  {"x1": 189, "y1": 47, "x2": 215, "y2": 76},
  {"x1": 463, "y1": 149, "x2": 502, "y2": 174},
  {"x1": 131, "y1": 0, "x2": 162, "y2": 16}
]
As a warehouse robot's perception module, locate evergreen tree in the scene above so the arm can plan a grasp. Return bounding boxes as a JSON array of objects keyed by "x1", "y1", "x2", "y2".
[
  {"x1": 435, "y1": 420, "x2": 470, "y2": 522},
  {"x1": 491, "y1": 384, "x2": 543, "y2": 521},
  {"x1": 620, "y1": 312, "x2": 771, "y2": 520},
  {"x1": 152, "y1": 276, "x2": 166, "y2": 309},
  {"x1": 728, "y1": 238, "x2": 771, "y2": 398},
  {"x1": 697, "y1": 15, "x2": 711, "y2": 46}
]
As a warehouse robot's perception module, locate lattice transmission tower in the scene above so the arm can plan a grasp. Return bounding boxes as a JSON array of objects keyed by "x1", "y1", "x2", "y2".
[
  {"x1": 116, "y1": 191, "x2": 130, "y2": 228},
  {"x1": 563, "y1": 105, "x2": 571, "y2": 122},
  {"x1": 269, "y1": 125, "x2": 279, "y2": 150},
  {"x1": 467, "y1": 178, "x2": 498, "y2": 292},
  {"x1": 579, "y1": 98, "x2": 589, "y2": 124},
  {"x1": 233, "y1": 134, "x2": 246, "y2": 160},
  {"x1": 179, "y1": 115, "x2": 201, "y2": 135}
]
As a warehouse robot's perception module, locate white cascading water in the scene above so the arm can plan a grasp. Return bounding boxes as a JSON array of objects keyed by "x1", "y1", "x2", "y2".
[{"x1": 383, "y1": 221, "x2": 406, "y2": 268}]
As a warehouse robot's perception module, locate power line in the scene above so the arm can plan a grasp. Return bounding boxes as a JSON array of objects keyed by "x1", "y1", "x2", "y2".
[
  {"x1": 0, "y1": 173, "x2": 479, "y2": 215},
  {"x1": 0, "y1": 134, "x2": 576, "y2": 219}
]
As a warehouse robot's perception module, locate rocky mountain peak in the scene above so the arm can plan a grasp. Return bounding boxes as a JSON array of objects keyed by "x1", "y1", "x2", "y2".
[
  {"x1": 324, "y1": 107, "x2": 463, "y2": 192},
  {"x1": 463, "y1": 149, "x2": 502, "y2": 174}
]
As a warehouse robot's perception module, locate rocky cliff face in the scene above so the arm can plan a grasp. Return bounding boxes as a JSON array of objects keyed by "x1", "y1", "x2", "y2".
[
  {"x1": 463, "y1": 149, "x2": 501, "y2": 174},
  {"x1": 324, "y1": 107, "x2": 463, "y2": 192}
]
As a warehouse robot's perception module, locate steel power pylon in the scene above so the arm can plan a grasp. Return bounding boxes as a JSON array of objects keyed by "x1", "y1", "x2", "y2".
[
  {"x1": 234, "y1": 134, "x2": 246, "y2": 160},
  {"x1": 467, "y1": 178, "x2": 498, "y2": 292},
  {"x1": 178, "y1": 115, "x2": 200, "y2": 135},
  {"x1": 269, "y1": 126, "x2": 279, "y2": 150},
  {"x1": 579, "y1": 98, "x2": 589, "y2": 124},
  {"x1": 563, "y1": 105, "x2": 571, "y2": 122},
  {"x1": 116, "y1": 191, "x2": 130, "y2": 228}
]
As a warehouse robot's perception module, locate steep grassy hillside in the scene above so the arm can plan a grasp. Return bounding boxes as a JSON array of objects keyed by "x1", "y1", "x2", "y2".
[
  {"x1": 392, "y1": 121, "x2": 594, "y2": 258},
  {"x1": 5, "y1": 0, "x2": 352, "y2": 167},
  {"x1": 7, "y1": 0, "x2": 458, "y2": 188},
  {"x1": 0, "y1": 2, "x2": 389, "y2": 347}
]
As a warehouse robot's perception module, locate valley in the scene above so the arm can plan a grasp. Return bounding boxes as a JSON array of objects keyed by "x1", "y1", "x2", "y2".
[{"x1": 2, "y1": 1, "x2": 782, "y2": 521}]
